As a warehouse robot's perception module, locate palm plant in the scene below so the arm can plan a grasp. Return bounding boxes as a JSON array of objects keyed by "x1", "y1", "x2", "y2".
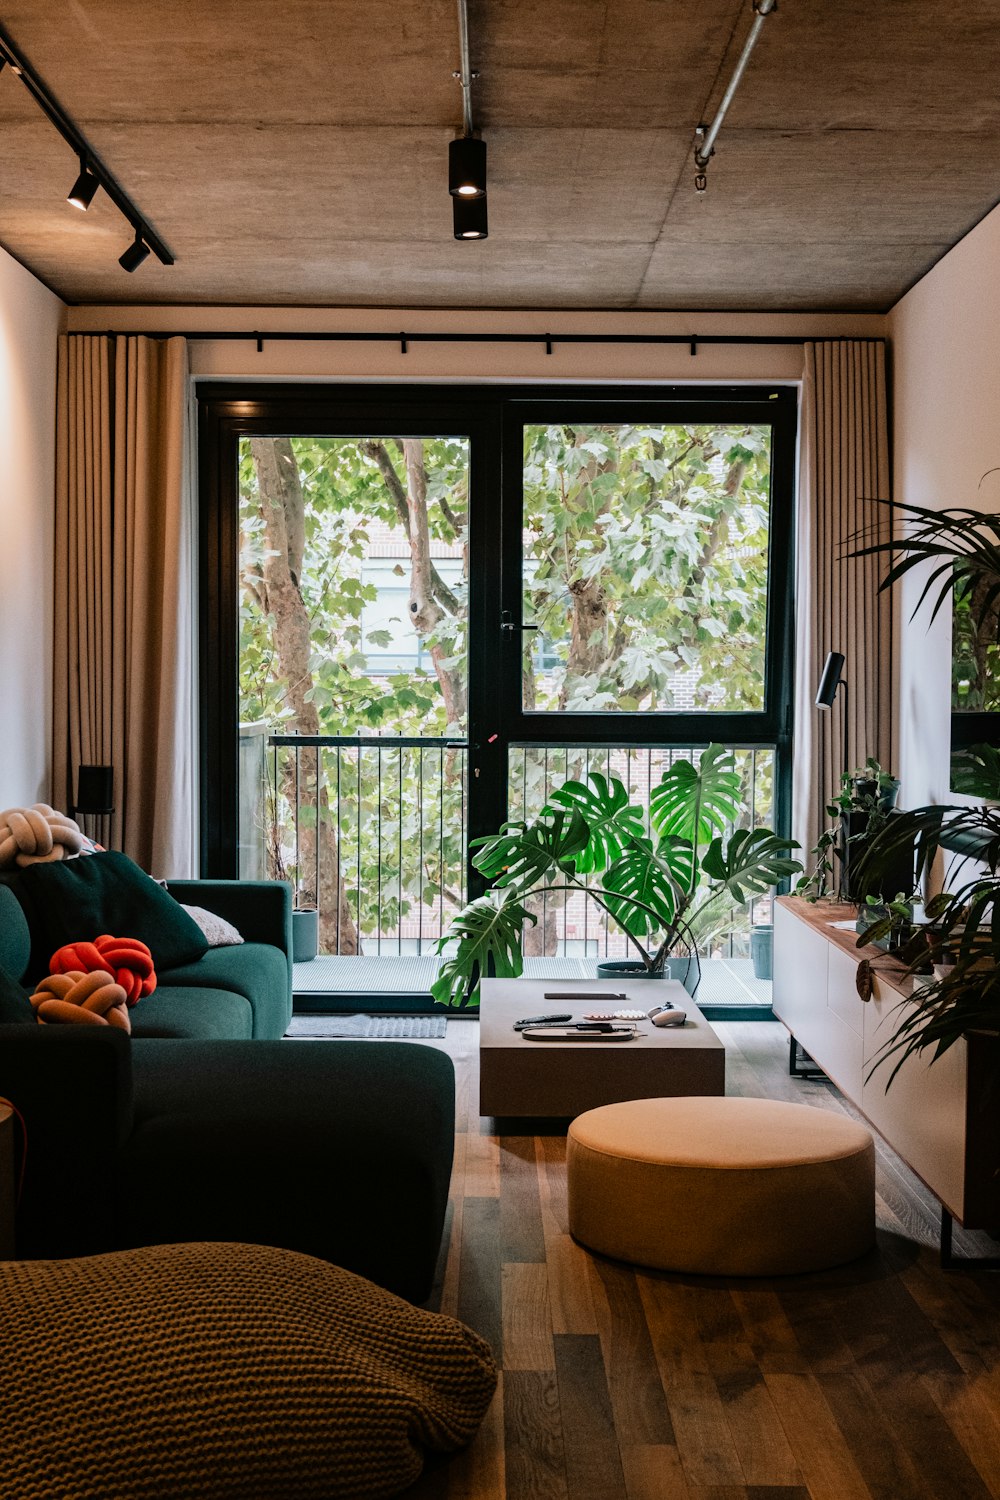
[
  {"x1": 430, "y1": 744, "x2": 801, "y2": 1007},
  {"x1": 850, "y1": 497, "x2": 1000, "y2": 1080}
]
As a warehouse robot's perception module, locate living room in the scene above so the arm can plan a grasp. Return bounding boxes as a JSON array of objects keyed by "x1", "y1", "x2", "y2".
[{"x1": 2, "y1": 3, "x2": 1000, "y2": 1497}]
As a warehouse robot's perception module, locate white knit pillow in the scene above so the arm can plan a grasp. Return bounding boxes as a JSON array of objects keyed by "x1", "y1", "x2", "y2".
[{"x1": 180, "y1": 904, "x2": 244, "y2": 948}]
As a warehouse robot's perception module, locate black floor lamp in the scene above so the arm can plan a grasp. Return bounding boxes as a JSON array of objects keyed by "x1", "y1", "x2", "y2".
[{"x1": 815, "y1": 651, "x2": 849, "y2": 784}]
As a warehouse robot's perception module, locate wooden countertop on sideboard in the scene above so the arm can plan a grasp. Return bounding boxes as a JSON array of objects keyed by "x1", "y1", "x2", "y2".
[{"x1": 776, "y1": 895, "x2": 916, "y2": 1000}]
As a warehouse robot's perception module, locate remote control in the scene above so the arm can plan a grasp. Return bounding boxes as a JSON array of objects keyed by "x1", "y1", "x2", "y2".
[{"x1": 513, "y1": 1012, "x2": 573, "y2": 1031}]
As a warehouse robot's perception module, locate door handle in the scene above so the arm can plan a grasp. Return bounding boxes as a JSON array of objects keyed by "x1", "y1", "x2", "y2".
[{"x1": 500, "y1": 610, "x2": 538, "y2": 631}]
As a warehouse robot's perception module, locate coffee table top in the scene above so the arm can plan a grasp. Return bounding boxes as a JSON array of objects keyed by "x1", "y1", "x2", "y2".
[{"x1": 479, "y1": 977, "x2": 723, "y2": 1055}]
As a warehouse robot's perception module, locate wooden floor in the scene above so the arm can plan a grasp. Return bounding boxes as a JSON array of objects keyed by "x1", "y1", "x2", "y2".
[{"x1": 406, "y1": 1019, "x2": 1000, "y2": 1500}]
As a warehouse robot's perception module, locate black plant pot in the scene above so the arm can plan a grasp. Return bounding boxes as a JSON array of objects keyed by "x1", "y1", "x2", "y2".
[
  {"x1": 596, "y1": 956, "x2": 700, "y2": 996},
  {"x1": 852, "y1": 776, "x2": 901, "y2": 811}
]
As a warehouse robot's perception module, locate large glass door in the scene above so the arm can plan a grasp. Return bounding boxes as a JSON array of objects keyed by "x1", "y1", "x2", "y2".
[{"x1": 494, "y1": 393, "x2": 797, "y2": 976}]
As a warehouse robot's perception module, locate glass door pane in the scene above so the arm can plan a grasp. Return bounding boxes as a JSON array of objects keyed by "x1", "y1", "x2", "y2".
[
  {"x1": 521, "y1": 421, "x2": 773, "y2": 714},
  {"x1": 237, "y1": 435, "x2": 469, "y2": 957}
]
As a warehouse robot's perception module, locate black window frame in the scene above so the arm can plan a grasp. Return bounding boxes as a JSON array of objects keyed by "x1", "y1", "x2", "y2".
[{"x1": 197, "y1": 381, "x2": 797, "y2": 877}]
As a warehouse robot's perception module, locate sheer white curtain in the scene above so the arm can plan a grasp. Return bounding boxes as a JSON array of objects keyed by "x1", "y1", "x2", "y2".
[
  {"x1": 793, "y1": 340, "x2": 894, "y2": 861},
  {"x1": 53, "y1": 334, "x2": 197, "y2": 876}
]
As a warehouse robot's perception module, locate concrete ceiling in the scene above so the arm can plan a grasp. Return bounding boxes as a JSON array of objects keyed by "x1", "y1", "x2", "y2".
[{"x1": 0, "y1": 0, "x2": 997, "y2": 312}]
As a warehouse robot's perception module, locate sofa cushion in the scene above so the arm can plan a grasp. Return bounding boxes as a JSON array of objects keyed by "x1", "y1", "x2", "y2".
[
  {"x1": 8, "y1": 852, "x2": 208, "y2": 981},
  {"x1": 0, "y1": 1240, "x2": 497, "y2": 1500},
  {"x1": 159, "y1": 944, "x2": 290, "y2": 1039},
  {"x1": 0, "y1": 963, "x2": 33, "y2": 1025},
  {"x1": 0, "y1": 885, "x2": 31, "y2": 981},
  {"x1": 129, "y1": 986, "x2": 253, "y2": 1041}
]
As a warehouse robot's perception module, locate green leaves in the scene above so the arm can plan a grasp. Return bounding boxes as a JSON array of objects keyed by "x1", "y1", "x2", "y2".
[
  {"x1": 601, "y1": 841, "x2": 682, "y2": 937},
  {"x1": 471, "y1": 809, "x2": 589, "y2": 889},
  {"x1": 546, "y1": 773, "x2": 646, "y2": 873},
  {"x1": 649, "y1": 745, "x2": 743, "y2": 844},
  {"x1": 430, "y1": 893, "x2": 533, "y2": 1007},
  {"x1": 701, "y1": 827, "x2": 802, "y2": 904}
]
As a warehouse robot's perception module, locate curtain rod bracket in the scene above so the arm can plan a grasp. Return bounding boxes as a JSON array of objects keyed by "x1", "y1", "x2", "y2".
[
  {"x1": 690, "y1": 336, "x2": 698, "y2": 357},
  {"x1": 255, "y1": 333, "x2": 263, "y2": 353},
  {"x1": 400, "y1": 333, "x2": 408, "y2": 354},
  {"x1": 545, "y1": 334, "x2": 553, "y2": 355}
]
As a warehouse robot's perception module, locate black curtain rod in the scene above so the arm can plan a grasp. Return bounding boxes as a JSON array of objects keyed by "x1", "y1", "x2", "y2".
[{"x1": 82, "y1": 330, "x2": 881, "y2": 355}]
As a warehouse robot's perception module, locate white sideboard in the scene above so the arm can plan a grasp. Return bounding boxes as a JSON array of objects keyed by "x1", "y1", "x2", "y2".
[{"x1": 773, "y1": 896, "x2": 997, "y2": 1233}]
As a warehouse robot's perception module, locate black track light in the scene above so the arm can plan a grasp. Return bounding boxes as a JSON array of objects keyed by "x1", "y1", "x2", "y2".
[
  {"x1": 449, "y1": 135, "x2": 486, "y2": 198},
  {"x1": 118, "y1": 231, "x2": 150, "y2": 273},
  {"x1": 68, "y1": 159, "x2": 99, "y2": 211},
  {"x1": 815, "y1": 651, "x2": 846, "y2": 708},
  {"x1": 453, "y1": 194, "x2": 488, "y2": 240}
]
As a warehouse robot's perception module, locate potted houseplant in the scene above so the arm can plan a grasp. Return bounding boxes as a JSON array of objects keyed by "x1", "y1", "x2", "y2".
[
  {"x1": 847, "y1": 497, "x2": 1000, "y2": 1081},
  {"x1": 795, "y1": 756, "x2": 906, "y2": 904},
  {"x1": 430, "y1": 744, "x2": 801, "y2": 1007}
]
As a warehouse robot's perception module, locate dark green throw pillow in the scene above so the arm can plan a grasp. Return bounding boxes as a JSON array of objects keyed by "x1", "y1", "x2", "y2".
[
  {"x1": 0, "y1": 964, "x2": 33, "y2": 1025},
  {"x1": 10, "y1": 852, "x2": 209, "y2": 982}
]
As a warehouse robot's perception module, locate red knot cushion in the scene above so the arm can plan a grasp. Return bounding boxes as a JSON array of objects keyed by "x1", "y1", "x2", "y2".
[{"x1": 50, "y1": 934, "x2": 156, "y2": 1006}]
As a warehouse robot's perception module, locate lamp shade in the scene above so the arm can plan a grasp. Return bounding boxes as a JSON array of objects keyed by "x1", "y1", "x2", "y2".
[
  {"x1": 815, "y1": 651, "x2": 846, "y2": 708},
  {"x1": 68, "y1": 162, "x2": 99, "y2": 211},
  {"x1": 449, "y1": 135, "x2": 487, "y2": 198},
  {"x1": 119, "y1": 233, "x2": 150, "y2": 273},
  {"x1": 76, "y1": 765, "x2": 114, "y2": 815},
  {"x1": 453, "y1": 194, "x2": 488, "y2": 240}
]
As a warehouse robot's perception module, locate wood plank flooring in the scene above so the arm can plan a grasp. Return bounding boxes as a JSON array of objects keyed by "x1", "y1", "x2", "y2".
[{"x1": 408, "y1": 1020, "x2": 1000, "y2": 1500}]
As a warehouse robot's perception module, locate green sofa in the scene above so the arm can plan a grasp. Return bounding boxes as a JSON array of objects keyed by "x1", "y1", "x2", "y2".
[
  {"x1": 0, "y1": 860, "x2": 457, "y2": 1299},
  {"x1": 0, "y1": 856, "x2": 293, "y2": 1039}
]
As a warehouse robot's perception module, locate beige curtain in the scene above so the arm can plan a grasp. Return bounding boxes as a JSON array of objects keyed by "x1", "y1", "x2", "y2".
[
  {"x1": 793, "y1": 340, "x2": 893, "y2": 861},
  {"x1": 53, "y1": 334, "x2": 196, "y2": 877}
]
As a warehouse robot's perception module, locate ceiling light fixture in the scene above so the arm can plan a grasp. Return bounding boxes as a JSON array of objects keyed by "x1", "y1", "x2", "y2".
[
  {"x1": 449, "y1": 0, "x2": 487, "y2": 231},
  {"x1": 119, "y1": 232, "x2": 151, "y2": 273},
  {"x1": 693, "y1": 0, "x2": 777, "y2": 192},
  {"x1": 453, "y1": 194, "x2": 488, "y2": 240},
  {"x1": 0, "y1": 19, "x2": 173, "y2": 266},
  {"x1": 67, "y1": 158, "x2": 99, "y2": 211}
]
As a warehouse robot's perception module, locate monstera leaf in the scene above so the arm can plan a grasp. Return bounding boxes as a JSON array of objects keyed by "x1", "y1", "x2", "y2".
[
  {"x1": 546, "y1": 773, "x2": 647, "y2": 874},
  {"x1": 430, "y1": 892, "x2": 535, "y2": 1007},
  {"x1": 472, "y1": 808, "x2": 588, "y2": 890},
  {"x1": 649, "y1": 745, "x2": 743, "y2": 847},
  {"x1": 700, "y1": 827, "x2": 802, "y2": 904},
  {"x1": 600, "y1": 839, "x2": 684, "y2": 938}
]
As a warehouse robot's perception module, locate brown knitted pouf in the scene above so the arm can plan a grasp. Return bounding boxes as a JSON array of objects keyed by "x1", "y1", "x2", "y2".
[{"x1": 0, "y1": 1241, "x2": 497, "y2": 1499}]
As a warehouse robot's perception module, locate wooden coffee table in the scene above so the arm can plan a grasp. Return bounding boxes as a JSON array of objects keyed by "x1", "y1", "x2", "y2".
[{"x1": 478, "y1": 977, "x2": 725, "y2": 1119}]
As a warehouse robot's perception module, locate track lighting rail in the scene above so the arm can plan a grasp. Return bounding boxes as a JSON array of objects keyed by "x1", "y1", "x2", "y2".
[{"x1": 0, "y1": 19, "x2": 173, "y2": 265}]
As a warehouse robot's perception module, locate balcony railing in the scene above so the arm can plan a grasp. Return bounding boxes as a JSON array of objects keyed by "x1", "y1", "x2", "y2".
[
  {"x1": 239, "y1": 732, "x2": 468, "y2": 955},
  {"x1": 240, "y1": 730, "x2": 778, "y2": 962}
]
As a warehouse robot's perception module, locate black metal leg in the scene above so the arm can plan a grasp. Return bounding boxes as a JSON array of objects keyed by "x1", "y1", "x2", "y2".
[
  {"x1": 940, "y1": 1206, "x2": 1000, "y2": 1270},
  {"x1": 788, "y1": 1034, "x2": 825, "y2": 1079}
]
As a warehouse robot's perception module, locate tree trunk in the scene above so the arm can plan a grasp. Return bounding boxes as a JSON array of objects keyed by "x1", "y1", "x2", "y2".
[{"x1": 248, "y1": 438, "x2": 360, "y2": 955}]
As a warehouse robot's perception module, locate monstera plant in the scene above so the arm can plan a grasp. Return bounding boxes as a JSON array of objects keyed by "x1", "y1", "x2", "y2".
[{"x1": 430, "y1": 744, "x2": 801, "y2": 1007}]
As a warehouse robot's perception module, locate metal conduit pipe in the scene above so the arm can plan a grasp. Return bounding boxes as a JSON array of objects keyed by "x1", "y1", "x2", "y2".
[
  {"x1": 694, "y1": 0, "x2": 777, "y2": 189},
  {"x1": 455, "y1": 0, "x2": 475, "y2": 137}
]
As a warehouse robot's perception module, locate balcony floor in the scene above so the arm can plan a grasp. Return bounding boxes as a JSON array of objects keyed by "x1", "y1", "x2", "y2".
[{"x1": 291, "y1": 953, "x2": 771, "y2": 1016}]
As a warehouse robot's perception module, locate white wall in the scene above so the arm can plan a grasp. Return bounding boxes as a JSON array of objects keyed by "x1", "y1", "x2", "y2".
[
  {"x1": 889, "y1": 205, "x2": 1000, "y2": 807},
  {"x1": 0, "y1": 251, "x2": 63, "y2": 807}
]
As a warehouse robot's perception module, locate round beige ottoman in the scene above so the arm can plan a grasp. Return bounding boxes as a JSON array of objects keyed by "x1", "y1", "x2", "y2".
[{"x1": 567, "y1": 1096, "x2": 875, "y2": 1276}]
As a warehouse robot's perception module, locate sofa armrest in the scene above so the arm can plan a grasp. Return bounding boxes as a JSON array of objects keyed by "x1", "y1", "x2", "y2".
[
  {"x1": 165, "y1": 880, "x2": 293, "y2": 986},
  {"x1": 0, "y1": 1027, "x2": 133, "y2": 1257}
]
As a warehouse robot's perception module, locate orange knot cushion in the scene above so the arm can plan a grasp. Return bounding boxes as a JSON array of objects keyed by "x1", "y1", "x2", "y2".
[
  {"x1": 0, "y1": 804, "x2": 87, "y2": 868},
  {"x1": 30, "y1": 971, "x2": 131, "y2": 1033},
  {"x1": 50, "y1": 936, "x2": 156, "y2": 1007}
]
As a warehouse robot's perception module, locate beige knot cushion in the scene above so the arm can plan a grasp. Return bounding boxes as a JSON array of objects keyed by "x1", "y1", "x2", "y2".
[
  {"x1": 568, "y1": 1096, "x2": 875, "y2": 1276},
  {"x1": 0, "y1": 1241, "x2": 498, "y2": 1499},
  {"x1": 0, "y1": 803, "x2": 86, "y2": 867}
]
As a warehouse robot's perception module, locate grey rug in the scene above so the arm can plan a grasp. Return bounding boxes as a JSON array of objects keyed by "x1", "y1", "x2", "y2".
[{"x1": 285, "y1": 1015, "x2": 448, "y2": 1040}]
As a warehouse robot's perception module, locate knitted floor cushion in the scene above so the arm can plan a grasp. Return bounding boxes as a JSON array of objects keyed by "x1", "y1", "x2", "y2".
[{"x1": 0, "y1": 1241, "x2": 497, "y2": 1499}]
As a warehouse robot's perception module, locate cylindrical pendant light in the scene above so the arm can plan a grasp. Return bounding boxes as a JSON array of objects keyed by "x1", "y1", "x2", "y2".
[
  {"x1": 68, "y1": 158, "x2": 99, "y2": 211},
  {"x1": 119, "y1": 231, "x2": 151, "y2": 272},
  {"x1": 449, "y1": 135, "x2": 486, "y2": 198},
  {"x1": 453, "y1": 194, "x2": 488, "y2": 239}
]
